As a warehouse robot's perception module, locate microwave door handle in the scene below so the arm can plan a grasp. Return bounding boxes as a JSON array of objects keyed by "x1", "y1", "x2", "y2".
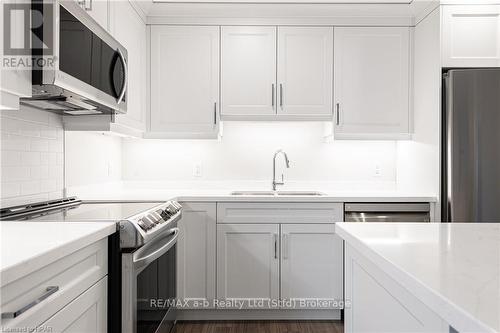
[
  {"x1": 116, "y1": 48, "x2": 128, "y2": 104},
  {"x1": 133, "y1": 228, "x2": 179, "y2": 271}
]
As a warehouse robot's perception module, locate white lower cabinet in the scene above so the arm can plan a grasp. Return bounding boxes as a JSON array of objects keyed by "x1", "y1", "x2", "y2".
[
  {"x1": 216, "y1": 224, "x2": 280, "y2": 307},
  {"x1": 41, "y1": 277, "x2": 107, "y2": 333},
  {"x1": 344, "y1": 244, "x2": 448, "y2": 333},
  {"x1": 281, "y1": 224, "x2": 343, "y2": 309},
  {"x1": 177, "y1": 202, "x2": 217, "y2": 309},
  {"x1": 215, "y1": 203, "x2": 344, "y2": 312}
]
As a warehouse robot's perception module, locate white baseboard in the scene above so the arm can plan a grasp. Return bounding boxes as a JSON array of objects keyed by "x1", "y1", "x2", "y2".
[{"x1": 176, "y1": 309, "x2": 342, "y2": 321}]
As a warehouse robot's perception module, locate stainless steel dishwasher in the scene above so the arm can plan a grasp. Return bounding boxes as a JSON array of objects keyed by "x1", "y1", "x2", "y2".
[{"x1": 344, "y1": 203, "x2": 431, "y2": 222}]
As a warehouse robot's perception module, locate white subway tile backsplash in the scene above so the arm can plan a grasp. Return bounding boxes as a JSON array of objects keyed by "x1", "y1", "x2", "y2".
[
  {"x1": 0, "y1": 117, "x2": 20, "y2": 133},
  {"x1": 30, "y1": 137, "x2": 50, "y2": 152},
  {"x1": 1, "y1": 182, "x2": 20, "y2": 198},
  {"x1": 1, "y1": 166, "x2": 30, "y2": 182},
  {"x1": 31, "y1": 165, "x2": 49, "y2": 180},
  {"x1": 1, "y1": 107, "x2": 64, "y2": 208},
  {"x1": 20, "y1": 180, "x2": 41, "y2": 196},
  {"x1": 18, "y1": 121, "x2": 42, "y2": 137},
  {"x1": 40, "y1": 125, "x2": 57, "y2": 139},
  {"x1": 49, "y1": 139, "x2": 63, "y2": 153},
  {"x1": 40, "y1": 179, "x2": 58, "y2": 192},
  {"x1": 21, "y1": 151, "x2": 41, "y2": 166},
  {"x1": 56, "y1": 152, "x2": 64, "y2": 165},
  {"x1": 1, "y1": 151, "x2": 21, "y2": 166},
  {"x1": 1, "y1": 133, "x2": 30, "y2": 151}
]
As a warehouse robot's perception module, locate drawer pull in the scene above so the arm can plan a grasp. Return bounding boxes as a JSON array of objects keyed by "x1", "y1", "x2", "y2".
[{"x1": 2, "y1": 286, "x2": 59, "y2": 319}]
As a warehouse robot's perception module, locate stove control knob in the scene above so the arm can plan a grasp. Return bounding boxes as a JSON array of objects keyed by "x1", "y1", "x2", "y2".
[
  {"x1": 150, "y1": 211, "x2": 162, "y2": 224},
  {"x1": 160, "y1": 209, "x2": 171, "y2": 220},
  {"x1": 138, "y1": 220, "x2": 149, "y2": 231},
  {"x1": 165, "y1": 203, "x2": 177, "y2": 215},
  {"x1": 140, "y1": 216, "x2": 155, "y2": 230}
]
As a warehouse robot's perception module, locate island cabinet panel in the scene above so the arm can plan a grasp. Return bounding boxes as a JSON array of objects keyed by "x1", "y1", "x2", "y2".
[
  {"x1": 40, "y1": 277, "x2": 107, "y2": 333},
  {"x1": 177, "y1": 202, "x2": 217, "y2": 309},
  {"x1": 281, "y1": 224, "x2": 343, "y2": 309},
  {"x1": 216, "y1": 223, "x2": 280, "y2": 308},
  {"x1": 344, "y1": 244, "x2": 449, "y2": 333},
  {"x1": 0, "y1": 239, "x2": 108, "y2": 332}
]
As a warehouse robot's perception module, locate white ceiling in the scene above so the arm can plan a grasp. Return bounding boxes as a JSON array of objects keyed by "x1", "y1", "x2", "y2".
[{"x1": 152, "y1": 0, "x2": 414, "y2": 3}]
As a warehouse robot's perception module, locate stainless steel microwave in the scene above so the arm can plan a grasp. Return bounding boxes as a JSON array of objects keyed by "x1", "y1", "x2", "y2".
[{"x1": 21, "y1": 0, "x2": 127, "y2": 115}]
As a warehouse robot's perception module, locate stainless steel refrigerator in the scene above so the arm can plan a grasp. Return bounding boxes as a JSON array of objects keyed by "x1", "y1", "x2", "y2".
[{"x1": 442, "y1": 69, "x2": 500, "y2": 222}]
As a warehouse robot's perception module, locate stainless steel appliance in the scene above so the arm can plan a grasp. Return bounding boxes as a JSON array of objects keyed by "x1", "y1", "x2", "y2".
[
  {"x1": 0, "y1": 197, "x2": 182, "y2": 333},
  {"x1": 442, "y1": 69, "x2": 500, "y2": 222},
  {"x1": 21, "y1": 0, "x2": 127, "y2": 115},
  {"x1": 344, "y1": 203, "x2": 431, "y2": 222}
]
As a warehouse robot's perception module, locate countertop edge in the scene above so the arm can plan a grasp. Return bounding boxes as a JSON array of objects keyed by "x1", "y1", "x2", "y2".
[
  {"x1": 335, "y1": 224, "x2": 498, "y2": 333},
  {"x1": 1, "y1": 223, "x2": 117, "y2": 287}
]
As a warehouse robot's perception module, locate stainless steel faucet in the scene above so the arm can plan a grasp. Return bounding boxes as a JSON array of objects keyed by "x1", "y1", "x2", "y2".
[{"x1": 272, "y1": 150, "x2": 290, "y2": 191}]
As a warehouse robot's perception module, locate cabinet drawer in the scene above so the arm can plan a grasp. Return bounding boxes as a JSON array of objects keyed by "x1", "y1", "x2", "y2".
[
  {"x1": 0, "y1": 239, "x2": 108, "y2": 330},
  {"x1": 41, "y1": 276, "x2": 107, "y2": 333},
  {"x1": 217, "y1": 203, "x2": 343, "y2": 224}
]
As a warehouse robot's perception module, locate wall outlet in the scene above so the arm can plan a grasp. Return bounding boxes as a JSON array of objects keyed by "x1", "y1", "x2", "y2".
[
  {"x1": 373, "y1": 164, "x2": 382, "y2": 177},
  {"x1": 193, "y1": 163, "x2": 202, "y2": 178}
]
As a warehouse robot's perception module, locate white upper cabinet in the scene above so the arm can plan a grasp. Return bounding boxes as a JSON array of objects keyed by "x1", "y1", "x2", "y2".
[
  {"x1": 149, "y1": 26, "x2": 220, "y2": 138},
  {"x1": 76, "y1": 0, "x2": 109, "y2": 31},
  {"x1": 334, "y1": 27, "x2": 411, "y2": 139},
  {"x1": 277, "y1": 27, "x2": 333, "y2": 117},
  {"x1": 110, "y1": 1, "x2": 147, "y2": 135},
  {"x1": 221, "y1": 26, "x2": 277, "y2": 117},
  {"x1": 442, "y1": 5, "x2": 500, "y2": 68},
  {"x1": 0, "y1": 0, "x2": 31, "y2": 110}
]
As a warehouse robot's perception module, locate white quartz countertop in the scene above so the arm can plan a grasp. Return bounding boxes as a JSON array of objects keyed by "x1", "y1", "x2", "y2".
[
  {"x1": 67, "y1": 183, "x2": 437, "y2": 203},
  {"x1": 336, "y1": 223, "x2": 500, "y2": 333},
  {"x1": 0, "y1": 222, "x2": 117, "y2": 286}
]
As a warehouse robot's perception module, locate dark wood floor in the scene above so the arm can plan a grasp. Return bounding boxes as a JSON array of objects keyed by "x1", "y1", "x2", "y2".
[{"x1": 172, "y1": 321, "x2": 344, "y2": 333}]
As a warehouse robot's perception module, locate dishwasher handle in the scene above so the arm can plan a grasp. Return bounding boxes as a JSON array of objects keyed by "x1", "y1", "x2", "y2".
[{"x1": 344, "y1": 212, "x2": 430, "y2": 223}]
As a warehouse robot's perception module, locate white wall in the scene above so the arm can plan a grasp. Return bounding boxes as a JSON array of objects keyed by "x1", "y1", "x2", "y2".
[
  {"x1": 122, "y1": 122, "x2": 398, "y2": 191},
  {"x1": 0, "y1": 106, "x2": 64, "y2": 207},
  {"x1": 396, "y1": 7, "x2": 441, "y2": 198},
  {"x1": 65, "y1": 131, "x2": 122, "y2": 188}
]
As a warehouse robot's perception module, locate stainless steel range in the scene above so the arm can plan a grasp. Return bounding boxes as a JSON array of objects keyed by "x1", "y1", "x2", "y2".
[{"x1": 0, "y1": 197, "x2": 182, "y2": 333}]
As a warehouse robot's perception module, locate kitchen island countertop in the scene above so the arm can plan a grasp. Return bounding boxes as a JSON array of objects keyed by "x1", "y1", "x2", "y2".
[{"x1": 336, "y1": 222, "x2": 500, "y2": 333}]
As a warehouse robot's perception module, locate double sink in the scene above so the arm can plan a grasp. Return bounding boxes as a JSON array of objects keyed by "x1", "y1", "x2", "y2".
[{"x1": 230, "y1": 191, "x2": 325, "y2": 196}]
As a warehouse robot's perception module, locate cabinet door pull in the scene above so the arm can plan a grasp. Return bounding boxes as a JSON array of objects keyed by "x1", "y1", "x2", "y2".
[
  {"x1": 283, "y1": 233, "x2": 289, "y2": 260},
  {"x1": 2, "y1": 286, "x2": 59, "y2": 319},
  {"x1": 214, "y1": 102, "x2": 217, "y2": 125},
  {"x1": 274, "y1": 233, "x2": 278, "y2": 259},
  {"x1": 272, "y1": 84, "x2": 275, "y2": 107},
  {"x1": 84, "y1": 0, "x2": 92, "y2": 10},
  {"x1": 336, "y1": 103, "x2": 340, "y2": 125},
  {"x1": 279, "y1": 84, "x2": 283, "y2": 108}
]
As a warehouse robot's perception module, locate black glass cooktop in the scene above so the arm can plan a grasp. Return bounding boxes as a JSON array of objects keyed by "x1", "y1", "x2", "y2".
[{"x1": 7, "y1": 201, "x2": 163, "y2": 222}]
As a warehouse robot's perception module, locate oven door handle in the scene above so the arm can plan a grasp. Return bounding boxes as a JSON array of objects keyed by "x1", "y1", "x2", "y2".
[{"x1": 133, "y1": 227, "x2": 179, "y2": 271}]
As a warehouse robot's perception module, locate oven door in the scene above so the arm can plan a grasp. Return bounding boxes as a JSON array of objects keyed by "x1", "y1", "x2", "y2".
[{"x1": 122, "y1": 227, "x2": 179, "y2": 333}]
